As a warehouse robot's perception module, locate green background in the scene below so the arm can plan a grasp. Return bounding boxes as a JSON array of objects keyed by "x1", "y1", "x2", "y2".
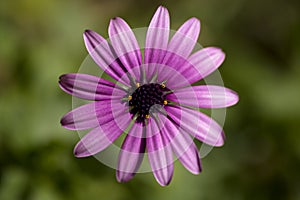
[{"x1": 1, "y1": 0, "x2": 300, "y2": 199}]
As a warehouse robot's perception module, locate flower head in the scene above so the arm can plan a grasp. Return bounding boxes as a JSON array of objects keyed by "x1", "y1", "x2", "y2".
[{"x1": 59, "y1": 6, "x2": 239, "y2": 186}]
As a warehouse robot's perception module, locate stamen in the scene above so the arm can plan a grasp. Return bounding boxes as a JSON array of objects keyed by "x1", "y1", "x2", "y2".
[
  {"x1": 145, "y1": 114, "x2": 150, "y2": 119},
  {"x1": 160, "y1": 83, "x2": 166, "y2": 88},
  {"x1": 163, "y1": 100, "x2": 168, "y2": 105},
  {"x1": 136, "y1": 82, "x2": 140, "y2": 88},
  {"x1": 128, "y1": 95, "x2": 132, "y2": 100}
]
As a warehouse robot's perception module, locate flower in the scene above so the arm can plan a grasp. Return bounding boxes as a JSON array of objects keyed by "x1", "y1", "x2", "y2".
[{"x1": 59, "y1": 6, "x2": 239, "y2": 186}]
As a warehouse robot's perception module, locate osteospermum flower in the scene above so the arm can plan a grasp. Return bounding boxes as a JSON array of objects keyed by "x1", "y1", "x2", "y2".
[{"x1": 59, "y1": 6, "x2": 238, "y2": 186}]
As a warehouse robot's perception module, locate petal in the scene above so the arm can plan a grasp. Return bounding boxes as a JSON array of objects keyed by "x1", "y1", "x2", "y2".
[
  {"x1": 109, "y1": 17, "x2": 142, "y2": 81},
  {"x1": 59, "y1": 73, "x2": 126, "y2": 101},
  {"x1": 156, "y1": 113, "x2": 201, "y2": 174},
  {"x1": 168, "y1": 85, "x2": 239, "y2": 108},
  {"x1": 61, "y1": 99, "x2": 130, "y2": 131},
  {"x1": 145, "y1": 6, "x2": 169, "y2": 64},
  {"x1": 165, "y1": 18, "x2": 200, "y2": 59},
  {"x1": 147, "y1": 119, "x2": 173, "y2": 186},
  {"x1": 83, "y1": 30, "x2": 130, "y2": 85},
  {"x1": 116, "y1": 124, "x2": 146, "y2": 182},
  {"x1": 165, "y1": 106, "x2": 225, "y2": 147},
  {"x1": 182, "y1": 47, "x2": 226, "y2": 84},
  {"x1": 145, "y1": 6, "x2": 170, "y2": 81},
  {"x1": 155, "y1": 18, "x2": 200, "y2": 85},
  {"x1": 162, "y1": 47, "x2": 225, "y2": 89},
  {"x1": 60, "y1": 102, "x2": 105, "y2": 130},
  {"x1": 73, "y1": 110, "x2": 130, "y2": 157}
]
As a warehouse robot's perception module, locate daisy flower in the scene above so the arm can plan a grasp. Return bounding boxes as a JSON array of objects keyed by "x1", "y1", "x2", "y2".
[{"x1": 59, "y1": 6, "x2": 239, "y2": 186}]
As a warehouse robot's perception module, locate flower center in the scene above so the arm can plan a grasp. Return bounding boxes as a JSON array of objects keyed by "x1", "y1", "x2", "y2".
[{"x1": 128, "y1": 83, "x2": 168, "y2": 123}]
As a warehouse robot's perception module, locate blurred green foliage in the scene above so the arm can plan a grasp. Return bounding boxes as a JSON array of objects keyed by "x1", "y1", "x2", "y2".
[{"x1": 1, "y1": 0, "x2": 300, "y2": 199}]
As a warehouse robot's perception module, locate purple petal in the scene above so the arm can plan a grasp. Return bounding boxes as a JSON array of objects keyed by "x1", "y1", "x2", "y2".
[
  {"x1": 116, "y1": 124, "x2": 146, "y2": 182},
  {"x1": 180, "y1": 47, "x2": 225, "y2": 84},
  {"x1": 109, "y1": 17, "x2": 142, "y2": 81},
  {"x1": 61, "y1": 99, "x2": 130, "y2": 131},
  {"x1": 59, "y1": 73, "x2": 126, "y2": 101},
  {"x1": 165, "y1": 18, "x2": 200, "y2": 58},
  {"x1": 155, "y1": 18, "x2": 200, "y2": 85},
  {"x1": 60, "y1": 102, "x2": 104, "y2": 130},
  {"x1": 168, "y1": 85, "x2": 239, "y2": 108},
  {"x1": 147, "y1": 120, "x2": 173, "y2": 186},
  {"x1": 162, "y1": 47, "x2": 225, "y2": 89},
  {"x1": 83, "y1": 30, "x2": 130, "y2": 85},
  {"x1": 165, "y1": 106, "x2": 225, "y2": 147},
  {"x1": 157, "y1": 113, "x2": 201, "y2": 174},
  {"x1": 145, "y1": 6, "x2": 169, "y2": 65},
  {"x1": 74, "y1": 113, "x2": 129, "y2": 157},
  {"x1": 72, "y1": 100, "x2": 131, "y2": 157}
]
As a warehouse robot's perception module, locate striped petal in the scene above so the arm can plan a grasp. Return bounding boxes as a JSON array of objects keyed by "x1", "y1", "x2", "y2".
[
  {"x1": 83, "y1": 30, "x2": 130, "y2": 85},
  {"x1": 59, "y1": 73, "x2": 126, "y2": 101},
  {"x1": 168, "y1": 85, "x2": 239, "y2": 108},
  {"x1": 61, "y1": 102, "x2": 106, "y2": 130},
  {"x1": 166, "y1": 18, "x2": 200, "y2": 59},
  {"x1": 61, "y1": 99, "x2": 130, "y2": 131},
  {"x1": 147, "y1": 119, "x2": 173, "y2": 186},
  {"x1": 155, "y1": 18, "x2": 200, "y2": 84},
  {"x1": 116, "y1": 124, "x2": 146, "y2": 182},
  {"x1": 145, "y1": 6, "x2": 170, "y2": 80},
  {"x1": 145, "y1": 6, "x2": 169, "y2": 62},
  {"x1": 109, "y1": 17, "x2": 142, "y2": 82},
  {"x1": 181, "y1": 47, "x2": 225, "y2": 84},
  {"x1": 157, "y1": 113, "x2": 201, "y2": 174},
  {"x1": 73, "y1": 109, "x2": 130, "y2": 157},
  {"x1": 162, "y1": 47, "x2": 225, "y2": 89},
  {"x1": 166, "y1": 106, "x2": 225, "y2": 147}
]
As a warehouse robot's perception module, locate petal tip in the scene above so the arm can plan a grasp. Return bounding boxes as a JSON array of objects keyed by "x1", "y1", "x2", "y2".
[
  {"x1": 83, "y1": 29, "x2": 96, "y2": 39},
  {"x1": 155, "y1": 173, "x2": 172, "y2": 186},
  {"x1": 157, "y1": 5, "x2": 167, "y2": 9},
  {"x1": 225, "y1": 88, "x2": 239, "y2": 107},
  {"x1": 212, "y1": 131, "x2": 226, "y2": 147},
  {"x1": 109, "y1": 17, "x2": 122, "y2": 24},
  {"x1": 156, "y1": 5, "x2": 169, "y2": 15},
  {"x1": 190, "y1": 17, "x2": 201, "y2": 26},
  {"x1": 189, "y1": 164, "x2": 202, "y2": 175},
  {"x1": 116, "y1": 171, "x2": 134, "y2": 183},
  {"x1": 60, "y1": 116, "x2": 70, "y2": 129},
  {"x1": 73, "y1": 142, "x2": 93, "y2": 158},
  {"x1": 73, "y1": 144, "x2": 84, "y2": 158},
  {"x1": 84, "y1": 29, "x2": 92, "y2": 34},
  {"x1": 58, "y1": 74, "x2": 66, "y2": 80}
]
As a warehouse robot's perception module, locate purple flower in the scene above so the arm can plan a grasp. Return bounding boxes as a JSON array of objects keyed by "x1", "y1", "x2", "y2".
[{"x1": 59, "y1": 6, "x2": 239, "y2": 186}]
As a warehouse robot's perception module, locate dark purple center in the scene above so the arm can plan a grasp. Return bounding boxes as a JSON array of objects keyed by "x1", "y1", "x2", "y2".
[{"x1": 129, "y1": 83, "x2": 167, "y2": 123}]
